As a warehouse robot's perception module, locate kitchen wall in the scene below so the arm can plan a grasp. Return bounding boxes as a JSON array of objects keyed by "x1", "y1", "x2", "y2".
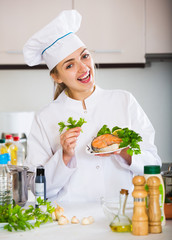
[{"x1": 0, "y1": 61, "x2": 171, "y2": 163}]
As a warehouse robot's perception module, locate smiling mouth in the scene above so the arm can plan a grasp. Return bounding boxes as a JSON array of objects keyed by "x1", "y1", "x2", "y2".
[{"x1": 77, "y1": 71, "x2": 91, "y2": 83}]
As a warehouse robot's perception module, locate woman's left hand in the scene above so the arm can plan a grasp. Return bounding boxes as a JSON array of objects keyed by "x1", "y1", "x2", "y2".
[
  {"x1": 97, "y1": 147, "x2": 132, "y2": 166},
  {"x1": 60, "y1": 127, "x2": 81, "y2": 165}
]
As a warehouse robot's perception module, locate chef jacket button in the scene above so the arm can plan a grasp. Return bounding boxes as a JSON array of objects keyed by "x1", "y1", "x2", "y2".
[{"x1": 96, "y1": 165, "x2": 100, "y2": 169}]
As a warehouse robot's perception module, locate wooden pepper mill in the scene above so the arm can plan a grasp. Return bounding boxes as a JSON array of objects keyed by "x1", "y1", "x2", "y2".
[
  {"x1": 147, "y1": 176, "x2": 162, "y2": 233},
  {"x1": 132, "y1": 175, "x2": 148, "y2": 235}
]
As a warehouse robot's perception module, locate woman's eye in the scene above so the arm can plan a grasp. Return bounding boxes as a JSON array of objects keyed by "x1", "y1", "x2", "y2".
[
  {"x1": 82, "y1": 53, "x2": 89, "y2": 59},
  {"x1": 66, "y1": 64, "x2": 73, "y2": 69}
]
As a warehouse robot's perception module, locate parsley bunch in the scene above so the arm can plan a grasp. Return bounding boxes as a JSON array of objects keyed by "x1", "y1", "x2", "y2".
[
  {"x1": 58, "y1": 117, "x2": 87, "y2": 133},
  {"x1": 0, "y1": 198, "x2": 55, "y2": 232},
  {"x1": 97, "y1": 125, "x2": 142, "y2": 156}
]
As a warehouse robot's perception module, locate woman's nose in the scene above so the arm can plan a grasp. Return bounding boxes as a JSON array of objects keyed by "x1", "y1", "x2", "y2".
[{"x1": 78, "y1": 61, "x2": 88, "y2": 72}]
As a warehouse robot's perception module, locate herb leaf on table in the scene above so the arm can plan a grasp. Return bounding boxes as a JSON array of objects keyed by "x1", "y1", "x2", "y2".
[{"x1": 0, "y1": 197, "x2": 55, "y2": 232}]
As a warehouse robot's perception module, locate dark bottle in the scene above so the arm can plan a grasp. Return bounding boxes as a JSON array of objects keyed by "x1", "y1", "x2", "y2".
[{"x1": 35, "y1": 166, "x2": 46, "y2": 208}]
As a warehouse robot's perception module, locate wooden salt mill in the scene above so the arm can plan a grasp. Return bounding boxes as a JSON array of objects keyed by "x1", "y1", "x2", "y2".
[
  {"x1": 147, "y1": 176, "x2": 162, "y2": 233},
  {"x1": 132, "y1": 175, "x2": 148, "y2": 235}
]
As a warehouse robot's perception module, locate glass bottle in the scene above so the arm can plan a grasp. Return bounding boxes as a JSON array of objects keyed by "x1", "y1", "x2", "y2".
[
  {"x1": 110, "y1": 189, "x2": 132, "y2": 232},
  {"x1": 0, "y1": 153, "x2": 13, "y2": 206},
  {"x1": 10, "y1": 136, "x2": 25, "y2": 166},
  {"x1": 0, "y1": 139, "x2": 8, "y2": 154},
  {"x1": 35, "y1": 166, "x2": 46, "y2": 208}
]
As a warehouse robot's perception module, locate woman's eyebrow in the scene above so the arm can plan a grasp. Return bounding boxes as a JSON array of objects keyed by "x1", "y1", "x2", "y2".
[
  {"x1": 62, "y1": 48, "x2": 87, "y2": 66},
  {"x1": 80, "y1": 48, "x2": 87, "y2": 55},
  {"x1": 62, "y1": 58, "x2": 74, "y2": 66}
]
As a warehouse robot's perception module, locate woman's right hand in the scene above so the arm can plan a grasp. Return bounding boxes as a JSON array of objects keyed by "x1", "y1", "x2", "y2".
[{"x1": 60, "y1": 127, "x2": 81, "y2": 165}]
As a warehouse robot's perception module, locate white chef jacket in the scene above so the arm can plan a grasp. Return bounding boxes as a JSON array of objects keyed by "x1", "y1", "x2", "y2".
[{"x1": 26, "y1": 85, "x2": 161, "y2": 202}]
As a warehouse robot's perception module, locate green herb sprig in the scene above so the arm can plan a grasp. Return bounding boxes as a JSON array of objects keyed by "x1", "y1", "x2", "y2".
[
  {"x1": 58, "y1": 117, "x2": 87, "y2": 133},
  {"x1": 96, "y1": 125, "x2": 111, "y2": 136},
  {"x1": 97, "y1": 125, "x2": 142, "y2": 156},
  {"x1": 0, "y1": 197, "x2": 55, "y2": 232}
]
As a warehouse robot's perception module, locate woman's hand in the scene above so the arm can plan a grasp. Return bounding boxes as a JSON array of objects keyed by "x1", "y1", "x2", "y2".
[
  {"x1": 119, "y1": 147, "x2": 132, "y2": 165},
  {"x1": 97, "y1": 147, "x2": 132, "y2": 166},
  {"x1": 60, "y1": 127, "x2": 81, "y2": 165}
]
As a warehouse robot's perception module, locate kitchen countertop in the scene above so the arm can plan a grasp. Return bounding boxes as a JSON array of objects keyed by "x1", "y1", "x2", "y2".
[{"x1": 0, "y1": 201, "x2": 171, "y2": 240}]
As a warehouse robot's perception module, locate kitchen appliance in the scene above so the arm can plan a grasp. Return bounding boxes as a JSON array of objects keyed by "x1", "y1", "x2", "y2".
[
  {"x1": 161, "y1": 164, "x2": 172, "y2": 219},
  {"x1": 9, "y1": 165, "x2": 35, "y2": 207}
]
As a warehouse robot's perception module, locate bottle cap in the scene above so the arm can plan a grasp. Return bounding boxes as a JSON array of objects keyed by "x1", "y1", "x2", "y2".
[
  {"x1": 144, "y1": 165, "x2": 161, "y2": 174},
  {"x1": 5, "y1": 135, "x2": 12, "y2": 139},
  {"x1": 13, "y1": 136, "x2": 20, "y2": 141},
  {"x1": 120, "y1": 189, "x2": 129, "y2": 195},
  {"x1": 36, "y1": 166, "x2": 45, "y2": 176},
  {"x1": 0, "y1": 139, "x2": 5, "y2": 144},
  {"x1": 0, "y1": 153, "x2": 10, "y2": 164}
]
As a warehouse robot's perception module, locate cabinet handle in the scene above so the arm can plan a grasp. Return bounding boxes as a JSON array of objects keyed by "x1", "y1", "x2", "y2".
[{"x1": 91, "y1": 50, "x2": 123, "y2": 54}]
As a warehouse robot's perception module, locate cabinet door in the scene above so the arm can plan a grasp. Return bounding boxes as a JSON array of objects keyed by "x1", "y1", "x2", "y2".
[
  {"x1": 146, "y1": 0, "x2": 172, "y2": 53},
  {"x1": 0, "y1": 0, "x2": 72, "y2": 64},
  {"x1": 74, "y1": 0, "x2": 145, "y2": 63}
]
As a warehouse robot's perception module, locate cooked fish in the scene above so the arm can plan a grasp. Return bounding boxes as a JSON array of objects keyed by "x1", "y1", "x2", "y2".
[{"x1": 91, "y1": 134, "x2": 123, "y2": 153}]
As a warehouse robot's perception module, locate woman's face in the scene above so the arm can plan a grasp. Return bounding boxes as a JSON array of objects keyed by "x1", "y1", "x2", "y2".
[{"x1": 53, "y1": 47, "x2": 95, "y2": 100}]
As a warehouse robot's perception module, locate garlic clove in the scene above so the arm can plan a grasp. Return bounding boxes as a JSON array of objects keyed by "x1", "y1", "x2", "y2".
[
  {"x1": 88, "y1": 216, "x2": 94, "y2": 224},
  {"x1": 81, "y1": 217, "x2": 90, "y2": 225},
  {"x1": 58, "y1": 215, "x2": 69, "y2": 225},
  {"x1": 71, "y1": 216, "x2": 80, "y2": 224},
  {"x1": 81, "y1": 216, "x2": 94, "y2": 225}
]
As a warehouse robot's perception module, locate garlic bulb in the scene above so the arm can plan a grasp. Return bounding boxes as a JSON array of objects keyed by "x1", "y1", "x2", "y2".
[{"x1": 52, "y1": 203, "x2": 64, "y2": 221}]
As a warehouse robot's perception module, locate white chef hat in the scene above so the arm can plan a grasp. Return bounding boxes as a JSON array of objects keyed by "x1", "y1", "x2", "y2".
[{"x1": 23, "y1": 10, "x2": 85, "y2": 70}]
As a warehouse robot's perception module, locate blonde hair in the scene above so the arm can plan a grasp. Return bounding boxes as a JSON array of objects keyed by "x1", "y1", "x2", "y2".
[{"x1": 50, "y1": 66, "x2": 67, "y2": 100}]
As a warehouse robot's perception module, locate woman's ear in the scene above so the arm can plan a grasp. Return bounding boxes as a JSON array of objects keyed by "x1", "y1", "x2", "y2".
[{"x1": 51, "y1": 73, "x2": 63, "y2": 84}]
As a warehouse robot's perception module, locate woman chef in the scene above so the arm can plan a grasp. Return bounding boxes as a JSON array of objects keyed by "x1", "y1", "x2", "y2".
[{"x1": 23, "y1": 10, "x2": 161, "y2": 201}]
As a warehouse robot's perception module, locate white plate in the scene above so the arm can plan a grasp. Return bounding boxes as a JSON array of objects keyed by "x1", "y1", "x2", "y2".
[{"x1": 86, "y1": 144, "x2": 127, "y2": 155}]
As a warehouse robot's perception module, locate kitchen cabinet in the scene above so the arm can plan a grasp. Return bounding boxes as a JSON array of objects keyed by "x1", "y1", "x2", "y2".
[
  {"x1": 0, "y1": 0, "x2": 72, "y2": 65},
  {"x1": 74, "y1": 0, "x2": 145, "y2": 63},
  {"x1": 146, "y1": 0, "x2": 172, "y2": 54},
  {"x1": 0, "y1": 0, "x2": 145, "y2": 66},
  {"x1": 2, "y1": 0, "x2": 171, "y2": 66}
]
